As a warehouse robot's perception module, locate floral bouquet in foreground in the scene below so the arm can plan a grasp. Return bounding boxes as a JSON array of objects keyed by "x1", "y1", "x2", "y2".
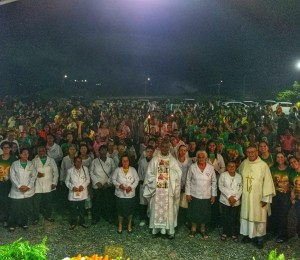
[{"x1": 63, "y1": 255, "x2": 130, "y2": 260}]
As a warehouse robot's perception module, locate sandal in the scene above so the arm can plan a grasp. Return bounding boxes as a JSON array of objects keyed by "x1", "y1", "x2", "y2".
[
  {"x1": 221, "y1": 234, "x2": 227, "y2": 241},
  {"x1": 189, "y1": 230, "x2": 196, "y2": 238},
  {"x1": 200, "y1": 231, "x2": 209, "y2": 240},
  {"x1": 232, "y1": 236, "x2": 238, "y2": 242}
]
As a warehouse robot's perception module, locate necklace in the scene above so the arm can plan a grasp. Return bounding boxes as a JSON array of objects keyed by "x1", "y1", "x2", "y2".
[{"x1": 229, "y1": 174, "x2": 235, "y2": 188}]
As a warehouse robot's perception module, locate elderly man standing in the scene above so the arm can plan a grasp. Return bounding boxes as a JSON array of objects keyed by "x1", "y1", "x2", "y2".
[
  {"x1": 32, "y1": 145, "x2": 59, "y2": 223},
  {"x1": 239, "y1": 145, "x2": 275, "y2": 249},
  {"x1": 143, "y1": 140, "x2": 182, "y2": 239},
  {"x1": 90, "y1": 145, "x2": 116, "y2": 224}
]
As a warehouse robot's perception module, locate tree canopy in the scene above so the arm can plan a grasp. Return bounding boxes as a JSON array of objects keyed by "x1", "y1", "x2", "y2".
[{"x1": 276, "y1": 81, "x2": 300, "y2": 102}]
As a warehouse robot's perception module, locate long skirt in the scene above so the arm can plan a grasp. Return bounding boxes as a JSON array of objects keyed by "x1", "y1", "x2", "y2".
[
  {"x1": 9, "y1": 197, "x2": 33, "y2": 227},
  {"x1": 188, "y1": 197, "x2": 211, "y2": 225},
  {"x1": 116, "y1": 197, "x2": 136, "y2": 218},
  {"x1": 221, "y1": 203, "x2": 240, "y2": 236},
  {"x1": 269, "y1": 192, "x2": 291, "y2": 239}
]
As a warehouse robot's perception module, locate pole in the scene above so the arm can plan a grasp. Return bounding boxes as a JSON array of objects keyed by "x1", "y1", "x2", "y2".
[{"x1": 145, "y1": 77, "x2": 150, "y2": 97}]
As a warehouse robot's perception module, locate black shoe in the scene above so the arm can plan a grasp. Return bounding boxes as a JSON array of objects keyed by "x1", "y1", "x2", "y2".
[
  {"x1": 69, "y1": 224, "x2": 76, "y2": 230},
  {"x1": 152, "y1": 233, "x2": 160, "y2": 238},
  {"x1": 46, "y1": 218, "x2": 55, "y2": 222},
  {"x1": 266, "y1": 231, "x2": 276, "y2": 239},
  {"x1": 8, "y1": 227, "x2": 15, "y2": 232},
  {"x1": 276, "y1": 237, "x2": 287, "y2": 243},
  {"x1": 22, "y1": 225, "x2": 28, "y2": 230},
  {"x1": 241, "y1": 236, "x2": 251, "y2": 243},
  {"x1": 79, "y1": 223, "x2": 88, "y2": 228},
  {"x1": 168, "y1": 234, "x2": 175, "y2": 240},
  {"x1": 257, "y1": 240, "x2": 264, "y2": 249}
]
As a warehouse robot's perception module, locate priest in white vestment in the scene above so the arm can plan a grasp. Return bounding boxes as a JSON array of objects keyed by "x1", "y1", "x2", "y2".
[
  {"x1": 239, "y1": 145, "x2": 276, "y2": 249},
  {"x1": 143, "y1": 140, "x2": 182, "y2": 239}
]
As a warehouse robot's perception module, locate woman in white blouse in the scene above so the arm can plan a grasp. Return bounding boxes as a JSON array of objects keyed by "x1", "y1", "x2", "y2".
[
  {"x1": 112, "y1": 155, "x2": 139, "y2": 234},
  {"x1": 8, "y1": 147, "x2": 37, "y2": 231},
  {"x1": 65, "y1": 156, "x2": 90, "y2": 230},
  {"x1": 218, "y1": 161, "x2": 242, "y2": 241},
  {"x1": 79, "y1": 144, "x2": 92, "y2": 169},
  {"x1": 60, "y1": 144, "x2": 77, "y2": 183},
  {"x1": 206, "y1": 140, "x2": 226, "y2": 175},
  {"x1": 185, "y1": 150, "x2": 217, "y2": 240}
]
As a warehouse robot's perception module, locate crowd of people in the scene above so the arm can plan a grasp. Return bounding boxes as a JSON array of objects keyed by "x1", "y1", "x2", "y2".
[{"x1": 1, "y1": 96, "x2": 300, "y2": 250}]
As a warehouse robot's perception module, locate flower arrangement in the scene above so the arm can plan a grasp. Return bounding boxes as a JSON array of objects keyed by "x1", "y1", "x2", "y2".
[{"x1": 63, "y1": 255, "x2": 130, "y2": 260}]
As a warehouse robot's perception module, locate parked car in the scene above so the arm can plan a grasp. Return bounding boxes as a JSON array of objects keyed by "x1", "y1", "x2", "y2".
[
  {"x1": 271, "y1": 102, "x2": 293, "y2": 115},
  {"x1": 222, "y1": 101, "x2": 248, "y2": 109},
  {"x1": 260, "y1": 100, "x2": 277, "y2": 106},
  {"x1": 243, "y1": 101, "x2": 259, "y2": 107}
]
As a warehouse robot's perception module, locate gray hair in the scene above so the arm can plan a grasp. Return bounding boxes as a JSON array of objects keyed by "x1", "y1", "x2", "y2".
[{"x1": 196, "y1": 150, "x2": 208, "y2": 159}]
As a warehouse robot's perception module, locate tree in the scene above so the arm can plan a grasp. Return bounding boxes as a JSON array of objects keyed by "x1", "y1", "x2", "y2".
[{"x1": 276, "y1": 81, "x2": 300, "y2": 102}]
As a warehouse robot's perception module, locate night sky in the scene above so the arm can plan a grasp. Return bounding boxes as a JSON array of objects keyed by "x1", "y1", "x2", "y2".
[{"x1": 1, "y1": 0, "x2": 300, "y2": 98}]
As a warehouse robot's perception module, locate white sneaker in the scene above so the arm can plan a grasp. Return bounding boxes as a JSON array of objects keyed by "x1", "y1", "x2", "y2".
[{"x1": 139, "y1": 221, "x2": 146, "y2": 227}]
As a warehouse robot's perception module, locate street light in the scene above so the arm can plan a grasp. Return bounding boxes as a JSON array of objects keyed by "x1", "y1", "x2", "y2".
[
  {"x1": 62, "y1": 74, "x2": 68, "y2": 88},
  {"x1": 217, "y1": 80, "x2": 223, "y2": 97},
  {"x1": 145, "y1": 77, "x2": 151, "y2": 96}
]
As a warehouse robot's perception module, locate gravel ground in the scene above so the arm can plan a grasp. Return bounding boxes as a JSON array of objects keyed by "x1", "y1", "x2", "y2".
[{"x1": 1, "y1": 208, "x2": 299, "y2": 260}]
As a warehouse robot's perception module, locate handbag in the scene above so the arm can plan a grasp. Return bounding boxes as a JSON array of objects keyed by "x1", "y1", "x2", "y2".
[{"x1": 179, "y1": 192, "x2": 188, "y2": 208}]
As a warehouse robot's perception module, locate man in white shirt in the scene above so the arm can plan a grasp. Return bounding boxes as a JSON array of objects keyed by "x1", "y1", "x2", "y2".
[
  {"x1": 46, "y1": 134, "x2": 63, "y2": 165},
  {"x1": 90, "y1": 145, "x2": 116, "y2": 224},
  {"x1": 32, "y1": 146, "x2": 59, "y2": 223}
]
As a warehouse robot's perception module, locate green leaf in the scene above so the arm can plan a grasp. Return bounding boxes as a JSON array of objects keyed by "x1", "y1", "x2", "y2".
[{"x1": 0, "y1": 237, "x2": 48, "y2": 260}]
